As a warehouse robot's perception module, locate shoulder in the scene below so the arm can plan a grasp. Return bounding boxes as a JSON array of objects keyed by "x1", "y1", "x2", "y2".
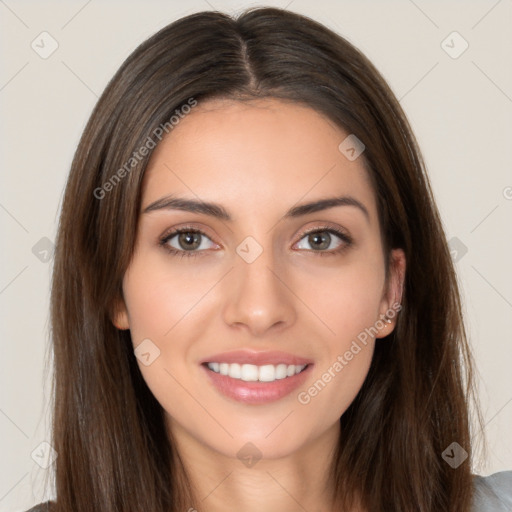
[
  {"x1": 23, "y1": 501, "x2": 55, "y2": 512},
  {"x1": 471, "y1": 470, "x2": 512, "y2": 511}
]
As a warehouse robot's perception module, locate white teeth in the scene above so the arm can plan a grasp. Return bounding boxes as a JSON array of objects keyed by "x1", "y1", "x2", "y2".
[
  {"x1": 275, "y1": 364, "x2": 288, "y2": 379},
  {"x1": 240, "y1": 364, "x2": 259, "y2": 382},
  {"x1": 206, "y1": 362, "x2": 307, "y2": 382},
  {"x1": 228, "y1": 363, "x2": 241, "y2": 379},
  {"x1": 258, "y1": 364, "x2": 275, "y2": 382}
]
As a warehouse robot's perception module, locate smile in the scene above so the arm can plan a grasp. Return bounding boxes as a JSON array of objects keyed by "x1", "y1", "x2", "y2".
[{"x1": 201, "y1": 362, "x2": 313, "y2": 404}]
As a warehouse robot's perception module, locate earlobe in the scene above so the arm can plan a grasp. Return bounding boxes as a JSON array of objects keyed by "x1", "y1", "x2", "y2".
[
  {"x1": 111, "y1": 298, "x2": 130, "y2": 330},
  {"x1": 113, "y1": 313, "x2": 130, "y2": 331},
  {"x1": 376, "y1": 248, "x2": 406, "y2": 339}
]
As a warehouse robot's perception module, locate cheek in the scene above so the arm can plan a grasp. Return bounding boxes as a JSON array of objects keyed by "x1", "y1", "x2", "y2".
[
  {"x1": 303, "y1": 257, "x2": 385, "y2": 339},
  {"x1": 122, "y1": 259, "x2": 213, "y2": 342}
]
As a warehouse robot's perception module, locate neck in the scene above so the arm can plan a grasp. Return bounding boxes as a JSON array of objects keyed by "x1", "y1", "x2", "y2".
[{"x1": 167, "y1": 419, "x2": 347, "y2": 512}]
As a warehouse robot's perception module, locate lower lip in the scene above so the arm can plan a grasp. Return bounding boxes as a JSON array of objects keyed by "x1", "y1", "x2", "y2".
[{"x1": 201, "y1": 363, "x2": 313, "y2": 404}]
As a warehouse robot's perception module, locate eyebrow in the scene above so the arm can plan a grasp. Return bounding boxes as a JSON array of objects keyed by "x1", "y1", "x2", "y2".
[{"x1": 142, "y1": 194, "x2": 370, "y2": 223}]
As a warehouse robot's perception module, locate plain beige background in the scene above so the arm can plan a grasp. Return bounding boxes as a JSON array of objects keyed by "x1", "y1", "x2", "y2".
[{"x1": 1, "y1": 0, "x2": 511, "y2": 510}]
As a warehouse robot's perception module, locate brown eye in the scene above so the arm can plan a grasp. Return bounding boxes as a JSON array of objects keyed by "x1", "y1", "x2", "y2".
[
  {"x1": 295, "y1": 228, "x2": 350, "y2": 253},
  {"x1": 307, "y1": 232, "x2": 332, "y2": 251},
  {"x1": 176, "y1": 231, "x2": 202, "y2": 251},
  {"x1": 160, "y1": 228, "x2": 217, "y2": 256}
]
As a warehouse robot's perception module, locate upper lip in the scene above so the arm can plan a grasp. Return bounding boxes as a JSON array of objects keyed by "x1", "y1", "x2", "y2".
[{"x1": 200, "y1": 350, "x2": 313, "y2": 366}]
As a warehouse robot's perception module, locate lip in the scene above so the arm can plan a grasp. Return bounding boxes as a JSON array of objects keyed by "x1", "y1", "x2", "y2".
[
  {"x1": 200, "y1": 349, "x2": 313, "y2": 366},
  {"x1": 201, "y1": 362, "x2": 313, "y2": 404}
]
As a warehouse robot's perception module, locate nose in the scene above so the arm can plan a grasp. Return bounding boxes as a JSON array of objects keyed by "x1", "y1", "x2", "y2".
[{"x1": 222, "y1": 244, "x2": 297, "y2": 337}]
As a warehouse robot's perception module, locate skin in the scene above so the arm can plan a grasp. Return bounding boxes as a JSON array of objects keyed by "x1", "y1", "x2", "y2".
[{"x1": 114, "y1": 97, "x2": 405, "y2": 512}]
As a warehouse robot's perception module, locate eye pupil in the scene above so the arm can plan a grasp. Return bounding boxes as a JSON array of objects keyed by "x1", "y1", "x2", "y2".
[
  {"x1": 179, "y1": 231, "x2": 201, "y2": 250},
  {"x1": 309, "y1": 232, "x2": 331, "y2": 250}
]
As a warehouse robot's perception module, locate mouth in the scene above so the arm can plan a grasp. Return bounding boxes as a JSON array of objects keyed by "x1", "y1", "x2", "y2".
[{"x1": 200, "y1": 360, "x2": 313, "y2": 404}]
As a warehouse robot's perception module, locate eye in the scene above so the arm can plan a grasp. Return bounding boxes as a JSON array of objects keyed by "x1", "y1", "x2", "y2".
[
  {"x1": 159, "y1": 226, "x2": 217, "y2": 258},
  {"x1": 294, "y1": 226, "x2": 352, "y2": 256}
]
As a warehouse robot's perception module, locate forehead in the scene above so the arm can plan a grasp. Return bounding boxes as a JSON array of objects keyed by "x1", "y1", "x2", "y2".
[{"x1": 142, "y1": 97, "x2": 377, "y2": 225}]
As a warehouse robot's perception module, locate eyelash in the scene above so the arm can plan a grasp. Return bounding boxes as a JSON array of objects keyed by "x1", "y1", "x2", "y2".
[{"x1": 158, "y1": 223, "x2": 353, "y2": 259}]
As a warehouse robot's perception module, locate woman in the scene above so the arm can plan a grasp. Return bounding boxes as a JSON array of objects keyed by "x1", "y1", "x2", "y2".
[{"x1": 28, "y1": 7, "x2": 512, "y2": 512}]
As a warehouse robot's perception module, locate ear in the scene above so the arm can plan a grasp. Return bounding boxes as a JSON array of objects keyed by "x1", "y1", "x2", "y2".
[
  {"x1": 111, "y1": 295, "x2": 130, "y2": 331},
  {"x1": 375, "y1": 248, "x2": 406, "y2": 339}
]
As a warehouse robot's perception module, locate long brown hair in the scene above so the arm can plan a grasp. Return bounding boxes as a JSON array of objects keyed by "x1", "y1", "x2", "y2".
[{"x1": 49, "y1": 7, "x2": 482, "y2": 511}]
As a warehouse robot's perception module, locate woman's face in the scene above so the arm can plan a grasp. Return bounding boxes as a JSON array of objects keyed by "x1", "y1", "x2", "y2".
[{"x1": 115, "y1": 97, "x2": 405, "y2": 462}]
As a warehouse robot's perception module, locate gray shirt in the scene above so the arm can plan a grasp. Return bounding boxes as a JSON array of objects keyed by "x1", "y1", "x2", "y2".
[
  {"x1": 471, "y1": 470, "x2": 512, "y2": 511},
  {"x1": 23, "y1": 471, "x2": 512, "y2": 511}
]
